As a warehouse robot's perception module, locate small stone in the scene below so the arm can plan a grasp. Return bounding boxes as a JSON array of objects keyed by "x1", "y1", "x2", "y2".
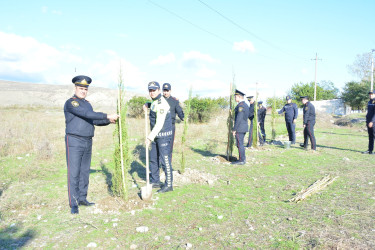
[
  {"x1": 113, "y1": 223, "x2": 118, "y2": 228},
  {"x1": 112, "y1": 218, "x2": 119, "y2": 222},
  {"x1": 37, "y1": 215, "x2": 42, "y2": 220},
  {"x1": 214, "y1": 196, "x2": 219, "y2": 199},
  {"x1": 130, "y1": 244, "x2": 137, "y2": 249},
  {"x1": 17, "y1": 157, "x2": 23, "y2": 160},
  {"x1": 26, "y1": 154, "x2": 30, "y2": 157},
  {"x1": 279, "y1": 164, "x2": 284, "y2": 167},
  {"x1": 369, "y1": 182, "x2": 373, "y2": 185},
  {"x1": 186, "y1": 243, "x2": 193, "y2": 249},
  {"x1": 10, "y1": 223, "x2": 16, "y2": 227},
  {"x1": 230, "y1": 233, "x2": 235, "y2": 237},
  {"x1": 207, "y1": 180, "x2": 214, "y2": 185},
  {"x1": 87, "y1": 242, "x2": 97, "y2": 248},
  {"x1": 218, "y1": 215, "x2": 223, "y2": 220},
  {"x1": 198, "y1": 227, "x2": 202, "y2": 231},
  {"x1": 136, "y1": 226, "x2": 149, "y2": 233},
  {"x1": 287, "y1": 217, "x2": 293, "y2": 221},
  {"x1": 164, "y1": 235, "x2": 171, "y2": 241},
  {"x1": 130, "y1": 210, "x2": 135, "y2": 215},
  {"x1": 343, "y1": 157, "x2": 350, "y2": 161}
]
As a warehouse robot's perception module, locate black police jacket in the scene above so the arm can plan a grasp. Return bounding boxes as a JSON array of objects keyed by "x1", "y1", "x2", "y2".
[
  {"x1": 233, "y1": 101, "x2": 249, "y2": 133},
  {"x1": 366, "y1": 98, "x2": 375, "y2": 124},
  {"x1": 248, "y1": 103, "x2": 254, "y2": 120},
  {"x1": 165, "y1": 96, "x2": 184, "y2": 124},
  {"x1": 278, "y1": 103, "x2": 298, "y2": 122},
  {"x1": 258, "y1": 106, "x2": 266, "y2": 123},
  {"x1": 303, "y1": 101, "x2": 316, "y2": 125},
  {"x1": 64, "y1": 95, "x2": 110, "y2": 137}
]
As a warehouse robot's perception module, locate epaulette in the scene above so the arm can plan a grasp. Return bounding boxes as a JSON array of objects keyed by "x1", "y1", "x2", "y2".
[{"x1": 172, "y1": 96, "x2": 179, "y2": 101}]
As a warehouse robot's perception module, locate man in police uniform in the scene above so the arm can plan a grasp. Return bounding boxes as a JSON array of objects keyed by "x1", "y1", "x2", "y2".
[
  {"x1": 300, "y1": 96, "x2": 316, "y2": 150},
  {"x1": 362, "y1": 91, "x2": 375, "y2": 154},
  {"x1": 64, "y1": 75, "x2": 119, "y2": 214},
  {"x1": 278, "y1": 95, "x2": 298, "y2": 144},
  {"x1": 143, "y1": 81, "x2": 174, "y2": 193},
  {"x1": 232, "y1": 90, "x2": 249, "y2": 165},
  {"x1": 246, "y1": 96, "x2": 255, "y2": 147},
  {"x1": 257, "y1": 101, "x2": 267, "y2": 146},
  {"x1": 162, "y1": 83, "x2": 184, "y2": 155}
]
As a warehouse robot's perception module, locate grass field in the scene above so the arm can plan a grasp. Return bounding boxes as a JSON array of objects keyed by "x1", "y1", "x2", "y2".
[{"x1": 1, "y1": 106, "x2": 374, "y2": 249}]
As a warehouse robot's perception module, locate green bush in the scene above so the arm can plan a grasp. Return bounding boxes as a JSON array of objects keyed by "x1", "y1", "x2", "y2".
[
  {"x1": 127, "y1": 96, "x2": 149, "y2": 118},
  {"x1": 186, "y1": 96, "x2": 223, "y2": 123}
]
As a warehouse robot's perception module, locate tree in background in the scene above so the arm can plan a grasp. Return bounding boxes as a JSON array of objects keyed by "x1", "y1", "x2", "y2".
[
  {"x1": 127, "y1": 96, "x2": 149, "y2": 118},
  {"x1": 266, "y1": 96, "x2": 285, "y2": 109},
  {"x1": 341, "y1": 80, "x2": 371, "y2": 111},
  {"x1": 347, "y1": 52, "x2": 373, "y2": 81},
  {"x1": 112, "y1": 67, "x2": 130, "y2": 200},
  {"x1": 181, "y1": 86, "x2": 192, "y2": 173},
  {"x1": 289, "y1": 81, "x2": 339, "y2": 106}
]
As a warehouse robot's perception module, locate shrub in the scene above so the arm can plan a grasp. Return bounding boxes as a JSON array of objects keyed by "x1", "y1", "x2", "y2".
[
  {"x1": 187, "y1": 96, "x2": 221, "y2": 123},
  {"x1": 127, "y1": 96, "x2": 149, "y2": 118}
]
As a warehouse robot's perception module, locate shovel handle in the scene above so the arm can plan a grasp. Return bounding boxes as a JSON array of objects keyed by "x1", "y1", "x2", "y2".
[{"x1": 145, "y1": 110, "x2": 150, "y2": 185}]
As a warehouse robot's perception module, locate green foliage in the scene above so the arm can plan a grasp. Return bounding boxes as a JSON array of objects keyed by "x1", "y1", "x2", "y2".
[
  {"x1": 266, "y1": 96, "x2": 285, "y2": 109},
  {"x1": 226, "y1": 83, "x2": 236, "y2": 160},
  {"x1": 112, "y1": 68, "x2": 130, "y2": 200},
  {"x1": 271, "y1": 96, "x2": 277, "y2": 140},
  {"x1": 341, "y1": 80, "x2": 371, "y2": 110},
  {"x1": 186, "y1": 96, "x2": 222, "y2": 123},
  {"x1": 127, "y1": 96, "x2": 150, "y2": 118},
  {"x1": 289, "y1": 81, "x2": 339, "y2": 106},
  {"x1": 181, "y1": 87, "x2": 192, "y2": 173}
]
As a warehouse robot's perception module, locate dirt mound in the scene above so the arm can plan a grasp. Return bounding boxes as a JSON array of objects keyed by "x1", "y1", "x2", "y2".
[
  {"x1": 160, "y1": 168, "x2": 218, "y2": 185},
  {"x1": 334, "y1": 117, "x2": 366, "y2": 127}
]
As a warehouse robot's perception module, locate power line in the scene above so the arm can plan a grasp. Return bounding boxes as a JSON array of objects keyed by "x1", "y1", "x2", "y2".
[{"x1": 197, "y1": 0, "x2": 307, "y2": 60}]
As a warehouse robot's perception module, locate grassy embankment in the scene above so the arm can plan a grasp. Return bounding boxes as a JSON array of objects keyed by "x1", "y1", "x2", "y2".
[{"x1": 0, "y1": 105, "x2": 374, "y2": 249}]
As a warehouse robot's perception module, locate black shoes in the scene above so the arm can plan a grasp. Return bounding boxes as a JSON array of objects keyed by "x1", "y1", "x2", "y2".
[
  {"x1": 78, "y1": 200, "x2": 95, "y2": 206},
  {"x1": 300, "y1": 143, "x2": 305, "y2": 147},
  {"x1": 231, "y1": 161, "x2": 246, "y2": 165},
  {"x1": 362, "y1": 150, "x2": 375, "y2": 154},
  {"x1": 71, "y1": 206, "x2": 79, "y2": 214},
  {"x1": 157, "y1": 186, "x2": 173, "y2": 193},
  {"x1": 151, "y1": 182, "x2": 163, "y2": 189}
]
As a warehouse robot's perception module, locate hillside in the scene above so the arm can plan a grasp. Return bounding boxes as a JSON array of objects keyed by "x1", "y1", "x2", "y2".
[{"x1": 0, "y1": 80, "x2": 142, "y2": 109}]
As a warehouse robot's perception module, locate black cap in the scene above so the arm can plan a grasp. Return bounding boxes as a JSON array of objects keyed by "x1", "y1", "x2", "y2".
[
  {"x1": 163, "y1": 83, "x2": 171, "y2": 91},
  {"x1": 286, "y1": 95, "x2": 291, "y2": 100},
  {"x1": 300, "y1": 96, "x2": 308, "y2": 100},
  {"x1": 72, "y1": 75, "x2": 92, "y2": 87},
  {"x1": 368, "y1": 91, "x2": 374, "y2": 95},
  {"x1": 247, "y1": 96, "x2": 254, "y2": 100},
  {"x1": 148, "y1": 81, "x2": 160, "y2": 90},
  {"x1": 258, "y1": 101, "x2": 263, "y2": 105},
  {"x1": 235, "y1": 89, "x2": 245, "y2": 96}
]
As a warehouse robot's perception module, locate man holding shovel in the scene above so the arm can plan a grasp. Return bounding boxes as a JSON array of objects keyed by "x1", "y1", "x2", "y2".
[{"x1": 143, "y1": 81, "x2": 174, "y2": 193}]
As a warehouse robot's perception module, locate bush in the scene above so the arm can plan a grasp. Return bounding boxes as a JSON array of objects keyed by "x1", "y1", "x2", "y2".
[
  {"x1": 186, "y1": 96, "x2": 223, "y2": 123},
  {"x1": 127, "y1": 96, "x2": 149, "y2": 118}
]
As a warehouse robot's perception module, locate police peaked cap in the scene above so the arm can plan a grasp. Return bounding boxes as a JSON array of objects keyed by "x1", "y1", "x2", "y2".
[
  {"x1": 234, "y1": 89, "x2": 245, "y2": 96},
  {"x1": 72, "y1": 75, "x2": 92, "y2": 87},
  {"x1": 247, "y1": 96, "x2": 254, "y2": 100},
  {"x1": 300, "y1": 96, "x2": 309, "y2": 100},
  {"x1": 286, "y1": 95, "x2": 292, "y2": 100},
  {"x1": 163, "y1": 83, "x2": 171, "y2": 90},
  {"x1": 258, "y1": 101, "x2": 263, "y2": 104},
  {"x1": 368, "y1": 91, "x2": 374, "y2": 94},
  {"x1": 148, "y1": 81, "x2": 160, "y2": 90}
]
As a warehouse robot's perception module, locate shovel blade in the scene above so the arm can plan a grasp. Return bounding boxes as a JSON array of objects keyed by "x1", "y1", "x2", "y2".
[{"x1": 141, "y1": 184, "x2": 153, "y2": 201}]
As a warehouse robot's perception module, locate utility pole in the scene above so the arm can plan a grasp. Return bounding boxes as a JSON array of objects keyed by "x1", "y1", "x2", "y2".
[
  {"x1": 311, "y1": 53, "x2": 322, "y2": 101},
  {"x1": 371, "y1": 49, "x2": 374, "y2": 92}
]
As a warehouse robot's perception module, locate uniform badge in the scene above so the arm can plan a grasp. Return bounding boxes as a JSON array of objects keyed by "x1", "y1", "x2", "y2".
[
  {"x1": 373, "y1": 100, "x2": 375, "y2": 104},
  {"x1": 160, "y1": 109, "x2": 164, "y2": 114},
  {"x1": 305, "y1": 107, "x2": 308, "y2": 111},
  {"x1": 239, "y1": 107, "x2": 243, "y2": 112},
  {"x1": 158, "y1": 99, "x2": 162, "y2": 104},
  {"x1": 71, "y1": 100, "x2": 79, "y2": 107}
]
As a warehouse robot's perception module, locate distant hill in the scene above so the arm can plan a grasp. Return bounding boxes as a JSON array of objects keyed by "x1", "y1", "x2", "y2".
[{"x1": 0, "y1": 80, "x2": 143, "y2": 109}]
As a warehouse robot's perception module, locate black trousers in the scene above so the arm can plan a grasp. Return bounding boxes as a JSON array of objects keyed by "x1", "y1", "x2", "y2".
[
  {"x1": 246, "y1": 119, "x2": 254, "y2": 147},
  {"x1": 149, "y1": 137, "x2": 173, "y2": 187},
  {"x1": 259, "y1": 122, "x2": 266, "y2": 144},
  {"x1": 303, "y1": 122, "x2": 316, "y2": 150},
  {"x1": 367, "y1": 125, "x2": 375, "y2": 152},
  {"x1": 236, "y1": 132, "x2": 246, "y2": 162},
  {"x1": 65, "y1": 135, "x2": 92, "y2": 208},
  {"x1": 286, "y1": 120, "x2": 296, "y2": 143}
]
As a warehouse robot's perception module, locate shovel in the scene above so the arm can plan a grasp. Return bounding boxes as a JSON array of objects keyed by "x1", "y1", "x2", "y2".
[{"x1": 141, "y1": 110, "x2": 153, "y2": 201}]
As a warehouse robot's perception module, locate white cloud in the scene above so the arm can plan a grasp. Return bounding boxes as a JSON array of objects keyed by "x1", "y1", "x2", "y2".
[
  {"x1": 233, "y1": 40, "x2": 255, "y2": 53},
  {"x1": 181, "y1": 51, "x2": 218, "y2": 68},
  {"x1": 196, "y1": 67, "x2": 216, "y2": 78},
  {"x1": 42, "y1": 6, "x2": 48, "y2": 13},
  {"x1": 301, "y1": 68, "x2": 308, "y2": 74},
  {"x1": 0, "y1": 31, "x2": 145, "y2": 89},
  {"x1": 150, "y1": 53, "x2": 175, "y2": 65},
  {"x1": 52, "y1": 10, "x2": 63, "y2": 15}
]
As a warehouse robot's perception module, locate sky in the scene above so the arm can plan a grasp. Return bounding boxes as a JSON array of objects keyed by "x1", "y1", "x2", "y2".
[{"x1": 0, "y1": 0, "x2": 374, "y2": 101}]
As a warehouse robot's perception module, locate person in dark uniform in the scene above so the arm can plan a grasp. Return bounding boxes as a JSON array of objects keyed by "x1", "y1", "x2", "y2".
[
  {"x1": 278, "y1": 95, "x2": 298, "y2": 144},
  {"x1": 232, "y1": 89, "x2": 249, "y2": 165},
  {"x1": 143, "y1": 81, "x2": 174, "y2": 193},
  {"x1": 362, "y1": 91, "x2": 375, "y2": 154},
  {"x1": 246, "y1": 96, "x2": 255, "y2": 147},
  {"x1": 300, "y1": 96, "x2": 316, "y2": 150},
  {"x1": 162, "y1": 83, "x2": 184, "y2": 155},
  {"x1": 64, "y1": 75, "x2": 119, "y2": 214},
  {"x1": 257, "y1": 101, "x2": 267, "y2": 146}
]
